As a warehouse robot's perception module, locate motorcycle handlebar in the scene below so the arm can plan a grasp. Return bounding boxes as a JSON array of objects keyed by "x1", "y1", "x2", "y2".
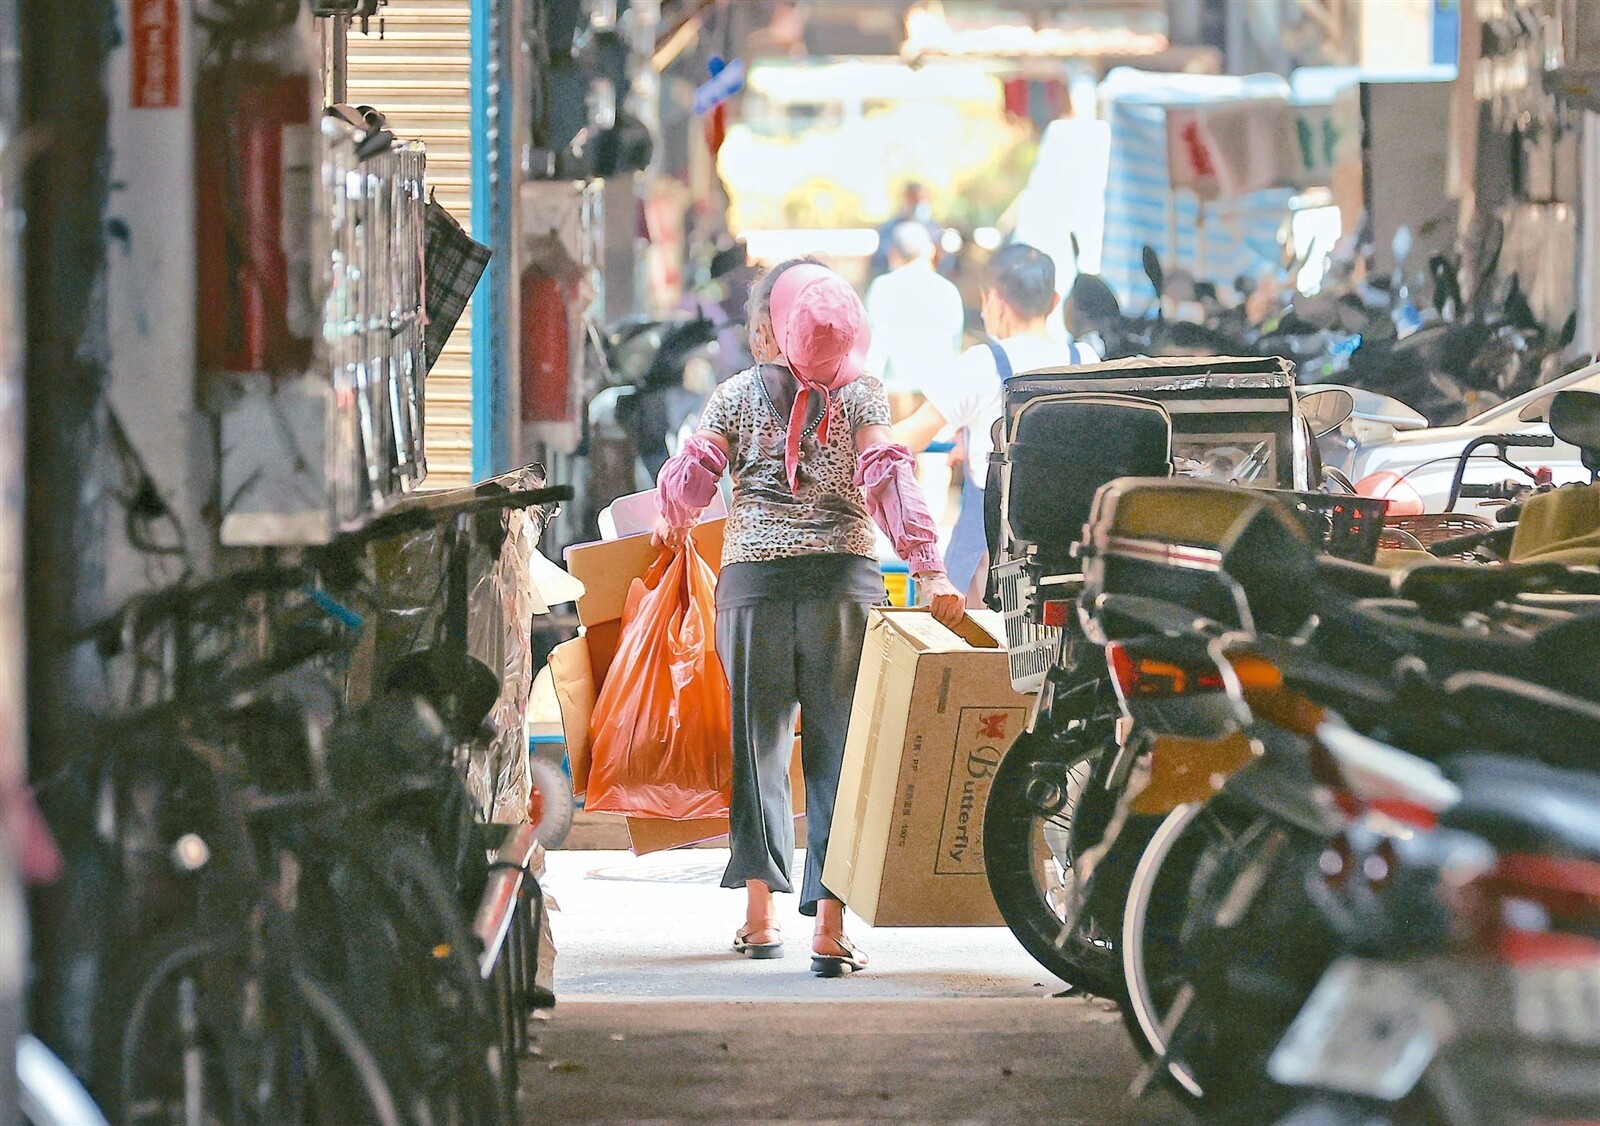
[
  {"x1": 1445, "y1": 433, "x2": 1553, "y2": 511},
  {"x1": 1458, "y1": 482, "x2": 1524, "y2": 500}
]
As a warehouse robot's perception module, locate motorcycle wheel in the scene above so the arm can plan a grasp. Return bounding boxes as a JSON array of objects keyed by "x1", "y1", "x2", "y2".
[
  {"x1": 528, "y1": 757, "x2": 575, "y2": 848},
  {"x1": 1119, "y1": 800, "x2": 1249, "y2": 1105},
  {"x1": 982, "y1": 731, "x2": 1121, "y2": 995}
]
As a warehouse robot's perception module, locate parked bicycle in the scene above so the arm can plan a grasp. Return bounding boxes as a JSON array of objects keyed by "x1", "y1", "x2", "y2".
[{"x1": 36, "y1": 480, "x2": 569, "y2": 1126}]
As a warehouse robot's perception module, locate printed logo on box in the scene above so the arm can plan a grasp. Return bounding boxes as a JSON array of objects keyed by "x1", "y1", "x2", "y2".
[{"x1": 935, "y1": 707, "x2": 1024, "y2": 875}]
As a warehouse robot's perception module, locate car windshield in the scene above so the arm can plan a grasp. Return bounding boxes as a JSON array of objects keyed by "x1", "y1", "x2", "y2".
[{"x1": 1471, "y1": 366, "x2": 1600, "y2": 425}]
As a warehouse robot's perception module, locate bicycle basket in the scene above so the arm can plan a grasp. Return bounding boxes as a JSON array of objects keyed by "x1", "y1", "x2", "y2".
[
  {"x1": 1381, "y1": 512, "x2": 1492, "y2": 561},
  {"x1": 994, "y1": 555, "x2": 1064, "y2": 694}
]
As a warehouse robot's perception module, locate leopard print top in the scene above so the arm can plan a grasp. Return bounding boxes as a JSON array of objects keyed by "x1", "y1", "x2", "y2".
[{"x1": 698, "y1": 366, "x2": 892, "y2": 566}]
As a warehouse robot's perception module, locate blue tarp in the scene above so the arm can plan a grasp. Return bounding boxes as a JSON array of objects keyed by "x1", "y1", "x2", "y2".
[{"x1": 1098, "y1": 69, "x2": 1294, "y2": 308}]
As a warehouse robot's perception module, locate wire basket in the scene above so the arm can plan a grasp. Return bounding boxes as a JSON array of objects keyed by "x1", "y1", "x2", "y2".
[
  {"x1": 1380, "y1": 513, "x2": 1495, "y2": 560},
  {"x1": 994, "y1": 555, "x2": 1062, "y2": 694}
]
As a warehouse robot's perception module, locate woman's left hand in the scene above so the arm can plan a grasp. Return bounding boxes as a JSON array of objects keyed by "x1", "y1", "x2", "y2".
[{"x1": 917, "y1": 572, "x2": 965, "y2": 628}]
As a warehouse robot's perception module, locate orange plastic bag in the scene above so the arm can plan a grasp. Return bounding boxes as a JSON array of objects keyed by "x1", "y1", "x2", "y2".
[{"x1": 584, "y1": 540, "x2": 733, "y2": 818}]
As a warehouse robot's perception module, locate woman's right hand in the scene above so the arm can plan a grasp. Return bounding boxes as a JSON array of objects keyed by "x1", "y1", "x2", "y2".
[
  {"x1": 917, "y1": 572, "x2": 965, "y2": 628},
  {"x1": 652, "y1": 518, "x2": 690, "y2": 550}
]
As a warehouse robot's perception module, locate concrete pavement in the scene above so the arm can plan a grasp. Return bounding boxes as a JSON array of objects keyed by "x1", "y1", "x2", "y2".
[
  {"x1": 544, "y1": 847, "x2": 1062, "y2": 1000},
  {"x1": 521, "y1": 998, "x2": 1190, "y2": 1124},
  {"x1": 520, "y1": 848, "x2": 1195, "y2": 1122}
]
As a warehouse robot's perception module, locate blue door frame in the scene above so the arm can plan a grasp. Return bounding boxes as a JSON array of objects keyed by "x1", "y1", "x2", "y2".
[{"x1": 470, "y1": 0, "x2": 515, "y2": 480}]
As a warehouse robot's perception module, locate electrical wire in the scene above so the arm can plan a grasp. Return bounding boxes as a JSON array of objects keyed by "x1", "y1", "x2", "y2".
[{"x1": 103, "y1": 406, "x2": 192, "y2": 570}]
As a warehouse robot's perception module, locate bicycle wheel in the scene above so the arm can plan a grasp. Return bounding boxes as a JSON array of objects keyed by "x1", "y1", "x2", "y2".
[
  {"x1": 527, "y1": 758, "x2": 574, "y2": 848},
  {"x1": 104, "y1": 929, "x2": 403, "y2": 1126},
  {"x1": 339, "y1": 825, "x2": 496, "y2": 1110},
  {"x1": 102, "y1": 931, "x2": 237, "y2": 1126},
  {"x1": 981, "y1": 729, "x2": 1123, "y2": 993},
  {"x1": 290, "y1": 972, "x2": 405, "y2": 1126}
]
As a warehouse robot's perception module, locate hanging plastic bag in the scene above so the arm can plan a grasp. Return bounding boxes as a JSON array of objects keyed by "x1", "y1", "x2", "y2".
[{"x1": 584, "y1": 540, "x2": 732, "y2": 819}]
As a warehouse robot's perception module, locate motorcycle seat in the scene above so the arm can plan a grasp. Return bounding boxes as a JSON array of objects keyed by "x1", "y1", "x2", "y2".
[
  {"x1": 1394, "y1": 561, "x2": 1575, "y2": 620},
  {"x1": 1442, "y1": 754, "x2": 1600, "y2": 861}
]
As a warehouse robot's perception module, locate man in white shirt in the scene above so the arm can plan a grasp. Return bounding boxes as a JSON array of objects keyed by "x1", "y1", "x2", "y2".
[
  {"x1": 893, "y1": 242, "x2": 1096, "y2": 601},
  {"x1": 863, "y1": 222, "x2": 966, "y2": 420}
]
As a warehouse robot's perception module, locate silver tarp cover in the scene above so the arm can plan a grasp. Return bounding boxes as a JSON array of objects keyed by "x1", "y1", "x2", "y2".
[{"x1": 368, "y1": 464, "x2": 554, "y2": 823}]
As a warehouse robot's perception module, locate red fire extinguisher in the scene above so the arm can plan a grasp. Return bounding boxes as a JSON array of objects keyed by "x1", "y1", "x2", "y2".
[
  {"x1": 196, "y1": 65, "x2": 315, "y2": 374},
  {"x1": 521, "y1": 267, "x2": 571, "y2": 423}
]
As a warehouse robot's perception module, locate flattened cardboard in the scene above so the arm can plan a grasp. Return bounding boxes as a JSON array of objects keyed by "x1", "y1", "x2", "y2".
[
  {"x1": 547, "y1": 636, "x2": 596, "y2": 795},
  {"x1": 565, "y1": 520, "x2": 725, "y2": 625},
  {"x1": 823, "y1": 608, "x2": 1028, "y2": 926},
  {"x1": 547, "y1": 518, "x2": 803, "y2": 850}
]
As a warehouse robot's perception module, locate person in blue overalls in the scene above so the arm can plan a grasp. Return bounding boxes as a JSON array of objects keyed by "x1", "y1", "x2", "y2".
[{"x1": 893, "y1": 243, "x2": 1091, "y2": 603}]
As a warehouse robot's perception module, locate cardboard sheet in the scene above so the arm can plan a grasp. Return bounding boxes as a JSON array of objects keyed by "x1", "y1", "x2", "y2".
[{"x1": 548, "y1": 519, "x2": 803, "y2": 851}]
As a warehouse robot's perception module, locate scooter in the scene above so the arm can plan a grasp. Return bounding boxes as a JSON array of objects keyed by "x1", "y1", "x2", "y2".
[
  {"x1": 1110, "y1": 617, "x2": 1600, "y2": 1124},
  {"x1": 1074, "y1": 481, "x2": 1600, "y2": 1119}
]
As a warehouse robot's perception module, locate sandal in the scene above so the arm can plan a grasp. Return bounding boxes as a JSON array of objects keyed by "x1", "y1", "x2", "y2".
[
  {"x1": 810, "y1": 934, "x2": 868, "y2": 977},
  {"x1": 733, "y1": 925, "x2": 784, "y2": 960}
]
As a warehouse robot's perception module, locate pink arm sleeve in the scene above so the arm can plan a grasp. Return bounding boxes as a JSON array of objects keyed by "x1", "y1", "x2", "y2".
[
  {"x1": 856, "y1": 442, "x2": 945, "y2": 576},
  {"x1": 656, "y1": 434, "x2": 729, "y2": 529}
]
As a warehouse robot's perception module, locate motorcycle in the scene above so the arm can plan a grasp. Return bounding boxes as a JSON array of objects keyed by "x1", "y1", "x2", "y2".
[
  {"x1": 1074, "y1": 474, "x2": 1600, "y2": 1120},
  {"x1": 978, "y1": 356, "x2": 1350, "y2": 993},
  {"x1": 586, "y1": 313, "x2": 728, "y2": 525}
]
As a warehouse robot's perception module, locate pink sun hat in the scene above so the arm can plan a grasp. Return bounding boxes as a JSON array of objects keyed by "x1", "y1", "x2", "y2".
[{"x1": 768, "y1": 263, "x2": 872, "y2": 493}]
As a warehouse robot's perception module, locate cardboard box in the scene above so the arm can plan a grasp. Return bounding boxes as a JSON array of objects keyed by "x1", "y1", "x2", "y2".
[
  {"x1": 823, "y1": 608, "x2": 1029, "y2": 926},
  {"x1": 548, "y1": 520, "x2": 806, "y2": 853}
]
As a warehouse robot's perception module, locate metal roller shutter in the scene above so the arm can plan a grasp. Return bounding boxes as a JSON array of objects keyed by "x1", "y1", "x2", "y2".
[{"x1": 346, "y1": 0, "x2": 475, "y2": 490}]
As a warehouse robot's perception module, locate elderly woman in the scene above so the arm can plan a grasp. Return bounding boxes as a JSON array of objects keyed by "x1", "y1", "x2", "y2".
[{"x1": 654, "y1": 258, "x2": 963, "y2": 976}]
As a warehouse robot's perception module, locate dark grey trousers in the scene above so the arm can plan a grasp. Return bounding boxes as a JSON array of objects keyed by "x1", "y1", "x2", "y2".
[{"x1": 715, "y1": 595, "x2": 870, "y2": 916}]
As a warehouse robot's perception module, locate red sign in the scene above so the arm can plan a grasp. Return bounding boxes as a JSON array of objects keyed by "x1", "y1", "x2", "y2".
[
  {"x1": 1179, "y1": 120, "x2": 1217, "y2": 180},
  {"x1": 131, "y1": 0, "x2": 180, "y2": 109}
]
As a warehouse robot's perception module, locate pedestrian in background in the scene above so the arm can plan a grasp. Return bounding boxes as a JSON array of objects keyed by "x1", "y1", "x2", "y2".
[
  {"x1": 868, "y1": 181, "x2": 938, "y2": 279},
  {"x1": 893, "y1": 243, "x2": 1095, "y2": 602},
  {"x1": 654, "y1": 258, "x2": 963, "y2": 976},
  {"x1": 864, "y1": 222, "x2": 966, "y2": 421},
  {"x1": 682, "y1": 240, "x2": 759, "y2": 380}
]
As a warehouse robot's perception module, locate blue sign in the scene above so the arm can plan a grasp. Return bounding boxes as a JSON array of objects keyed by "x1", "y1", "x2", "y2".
[{"x1": 694, "y1": 56, "x2": 745, "y2": 117}]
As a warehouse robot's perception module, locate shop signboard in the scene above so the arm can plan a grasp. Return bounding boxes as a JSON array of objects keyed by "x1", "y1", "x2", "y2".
[
  {"x1": 1290, "y1": 94, "x2": 1361, "y2": 189},
  {"x1": 131, "y1": 0, "x2": 180, "y2": 109},
  {"x1": 1165, "y1": 99, "x2": 1296, "y2": 200}
]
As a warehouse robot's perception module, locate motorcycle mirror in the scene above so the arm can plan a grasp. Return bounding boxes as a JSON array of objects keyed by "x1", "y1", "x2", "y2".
[
  {"x1": 1299, "y1": 388, "x2": 1356, "y2": 438},
  {"x1": 1166, "y1": 266, "x2": 1197, "y2": 304},
  {"x1": 1335, "y1": 386, "x2": 1430, "y2": 431},
  {"x1": 1373, "y1": 397, "x2": 1430, "y2": 431},
  {"x1": 1549, "y1": 389, "x2": 1600, "y2": 462},
  {"x1": 1141, "y1": 245, "x2": 1165, "y2": 303},
  {"x1": 1069, "y1": 231, "x2": 1081, "y2": 269}
]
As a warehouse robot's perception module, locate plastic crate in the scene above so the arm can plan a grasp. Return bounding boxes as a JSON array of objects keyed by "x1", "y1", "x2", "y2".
[
  {"x1": 994, "y1": 555, "x2": 1062, "y2": 694},
  {"x1": 881, "y1": 560, "x2": 918, "y2": 607}
]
